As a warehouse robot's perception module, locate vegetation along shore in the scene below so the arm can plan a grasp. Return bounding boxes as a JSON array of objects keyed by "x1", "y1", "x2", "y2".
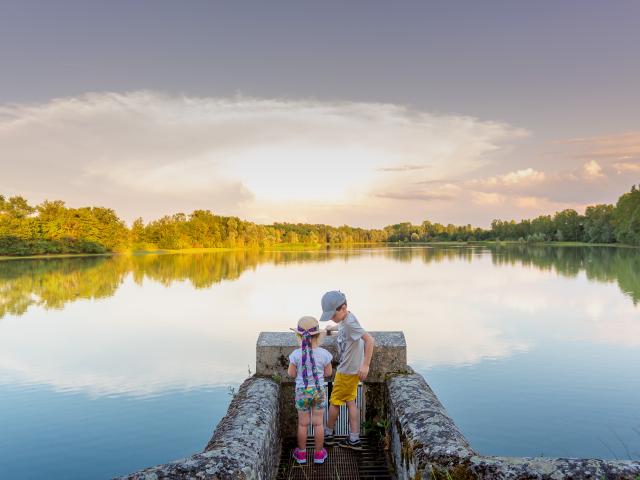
[{"x1": 1, "y1": 185, "x2": 639, "y2": 257}]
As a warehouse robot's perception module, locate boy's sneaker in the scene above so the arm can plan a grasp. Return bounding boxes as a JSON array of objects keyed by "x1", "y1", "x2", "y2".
[
  {"x1": 324, "y1": 433, "x2": 336, "y2": 446},
  {"x1": 314, "y1": 448, "x2": 328, "y2": 464},
  {"x1": 337, "y1": 437, "x2": 363, "y2": 451},
  {"x1": 292, "y1": 448, "x2": 306, "y2": 464}
]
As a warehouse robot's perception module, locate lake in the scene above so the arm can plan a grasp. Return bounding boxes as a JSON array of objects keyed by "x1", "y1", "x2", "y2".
[{"x1": 0, "y1": 245, "x2": 639, "y2": 479}]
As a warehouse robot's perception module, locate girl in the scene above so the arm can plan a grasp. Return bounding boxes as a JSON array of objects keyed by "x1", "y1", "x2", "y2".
[{"x1": 287, "y1": 316, "x2": 333, "y2": 464}]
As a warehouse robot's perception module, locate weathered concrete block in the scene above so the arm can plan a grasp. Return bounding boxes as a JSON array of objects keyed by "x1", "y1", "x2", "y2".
[
  {"x1": 387, "y1": 371, "x2": 477, "y2": 480},
  {"x1": 386, "y1": 372, "x2": 640, "y2": 480},
  {"x1": 468, "y1": 456, "x2": 640, "y2": 480},
  {"x1": 256, "y1": 330, "x2": 407, "y2": 383},
  {"x1": 118, "y1": 376, "x2": 280, "y2": 480}
]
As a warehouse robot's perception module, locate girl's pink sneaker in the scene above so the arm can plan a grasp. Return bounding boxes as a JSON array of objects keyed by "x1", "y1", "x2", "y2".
[
  {"x1": 313, "y1": 448, "x2": 328, "y2": 464},
  {"x1": 292, "y1": 448, "x2": 306, "y2": 464}
]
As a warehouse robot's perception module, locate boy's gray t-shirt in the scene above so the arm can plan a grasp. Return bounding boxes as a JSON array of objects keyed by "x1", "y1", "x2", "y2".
[{"x1": 336, "y1": 312, "x2": 366, "y2": 375}]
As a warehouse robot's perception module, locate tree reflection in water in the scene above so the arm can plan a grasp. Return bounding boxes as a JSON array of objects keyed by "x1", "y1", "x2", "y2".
[{"x1": 1, "y1": 245, "x2": 639, "y2": 319}]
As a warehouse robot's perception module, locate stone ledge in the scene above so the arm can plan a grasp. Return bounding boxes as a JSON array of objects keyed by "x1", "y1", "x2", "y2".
[
  {"x1": 386, "y1": 372, "x2": 640, "y2": 480},
  {"x1": 256, "y1": 330, "x2": 407, "y2": 383},
  {"x1": 468, "y1": 456, "x2": 640, "y2": 480},
  {"x1": 118, "y1": 376, "x2": 280, "y2": 480},
  {"x1": 387, "y1": 371, "x2": 477, "y2": 479}
]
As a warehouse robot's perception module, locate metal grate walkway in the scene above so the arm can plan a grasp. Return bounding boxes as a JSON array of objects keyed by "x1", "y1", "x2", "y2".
[{"x1": 276, "y1": 436, "x2": 394, "y2": 480}]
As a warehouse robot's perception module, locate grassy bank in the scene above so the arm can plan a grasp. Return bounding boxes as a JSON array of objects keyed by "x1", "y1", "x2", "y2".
[
  {"x1": 0, "y1": 247, "x2": 237, "y2": 261},
  {"x1": 2, "y1": 240, "x2": 639, "y2": 261}
]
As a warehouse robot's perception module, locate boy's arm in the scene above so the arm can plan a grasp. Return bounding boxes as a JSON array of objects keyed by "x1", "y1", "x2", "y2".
[
  {"x1": 325, "y1": 322, "x2": 339, "y2": 333},
  {"x1": 358, "y1": 332, "x2": 375, "y2": 381},
  {"x1": 287, "y1": 363, "x2": 297, "y2": 378}
]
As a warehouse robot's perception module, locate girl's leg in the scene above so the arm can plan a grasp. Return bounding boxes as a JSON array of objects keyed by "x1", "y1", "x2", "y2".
[
  {"x1": 312, "y1": 408, "x2": 325, "y2": 451},
  {"x1": 297, "y1": 410, "x2": 311, "y2": 450}
]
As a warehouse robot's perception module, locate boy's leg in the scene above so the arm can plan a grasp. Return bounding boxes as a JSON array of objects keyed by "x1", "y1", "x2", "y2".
[
  {"x1": 324, "y1": 404, "x2": 339, "y2": 445},
  {"x1": 297, "y1": 410, "x2": 310, "y2": 450},
  {"x1": 335, "y1": 376, "x2": 363, "y2": 450},
  {"x1": 326, "y1": 403, "x2": 340, "y2": 430},
  {"x1": 327, "y1": 373, "x2": 343, "y2": 431},
  {"x1": 311, "y1": 408, "x2": 325, "y2": 451},
  {"x1": 346, "y1": 400, "x2": 359, "y2": 437}
]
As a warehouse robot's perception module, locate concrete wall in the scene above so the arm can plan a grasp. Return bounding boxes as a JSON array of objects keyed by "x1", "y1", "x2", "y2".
[
  {"x1": 256, "y1": 330, "x2": 408, "y2": 383},
  {"x1": 386, "y1": 372, "x2": 640, "y2": 480}
]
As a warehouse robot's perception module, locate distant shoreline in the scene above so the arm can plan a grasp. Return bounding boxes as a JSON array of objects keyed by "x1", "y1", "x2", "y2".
[{"x1": 1, "y1": 240, "x2": 638, "y2": 261}]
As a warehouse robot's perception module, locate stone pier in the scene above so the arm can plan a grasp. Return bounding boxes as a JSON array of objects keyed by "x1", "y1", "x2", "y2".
[
  {"x1": 121, "y1": 331, "x2": 640, "y2": 480},
  {"x1": 256, "y1": 330, "x2": 408, "y2": 439}
]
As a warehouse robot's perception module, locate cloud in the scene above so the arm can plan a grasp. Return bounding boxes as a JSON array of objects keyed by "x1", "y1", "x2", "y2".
[
  {"x1": 471, "y1": 191, "x2": 507, "y2": 206},
  {"x1": 560, "y1": 131, "x2": 640, "y2": 162},
  {"x1": 457, "y1": 158, "x2": 616, "y2": 212},
  {"x1": 582, "y1": 160, "x2": 604, "y2": 180},
  {"x1": 376, "y1": 164, "x2": 431, "y2": 172},
  {"x1": 0, "y1": 93, "x2": 637, "y2": 228},
  {"x1": 514, "y1": 196, "x2": 543, "y2": 208},
  {"x1": 0, "y1": 91, "x2": 527, "y2": 225},
  {"x1": 612, "y1": 161, "x2": 640, "y2": 173},
  {"x1": 469, "y1": 168, "x2": 547, "y2": 188},
  {"x1": 374, "y1": 188, "x2": 457, "y2": 202},
  {"x1": 467, "y1": 162, "x2": 605, "y2": 194},
  {"x1": 447, "y1": 131, "x2": 640, "y2": 216}
]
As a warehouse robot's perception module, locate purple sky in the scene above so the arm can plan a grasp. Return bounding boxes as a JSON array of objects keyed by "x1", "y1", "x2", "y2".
[{"x1": 1, "y1": 1, "x2": 639, "y2": 227}]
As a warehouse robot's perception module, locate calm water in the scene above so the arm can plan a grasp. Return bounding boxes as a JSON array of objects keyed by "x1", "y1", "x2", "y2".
[{"x1": 1, "y1": 245, "x2": 639, "y2": 478}]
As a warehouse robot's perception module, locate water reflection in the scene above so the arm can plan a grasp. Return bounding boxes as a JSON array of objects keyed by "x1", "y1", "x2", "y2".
[
  {"x1": 1, "y1": 245, "x2": 638, "y2": 469},
  {"x1": 2, "y1": 245, "x2": 639, "y2": 321},
  {"x1": 0, "y1": 245, "x2": 638, "y2": 396},
  {"x1": 490, "y1": 245, "x2": 640, "y2": 304}
]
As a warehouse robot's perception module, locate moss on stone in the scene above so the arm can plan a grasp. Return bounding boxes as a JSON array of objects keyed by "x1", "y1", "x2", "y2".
[{"x1": 429, "y1": 463, "x2": 476, "y2": 480}]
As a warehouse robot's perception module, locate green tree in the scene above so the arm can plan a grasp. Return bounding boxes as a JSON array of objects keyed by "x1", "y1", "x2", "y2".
[
  {"x1": 613, "y1": 185, "x2": 640, "y2": 245},
  {"x1": 530, "y1": 215, "x2": 555, "y2": 240},
  {"x1": 584, "y1": 204, "x2": 615, "y2": 243},
  {"x1": 553, "y1": 209, "x2": 583, "y2": 242}
]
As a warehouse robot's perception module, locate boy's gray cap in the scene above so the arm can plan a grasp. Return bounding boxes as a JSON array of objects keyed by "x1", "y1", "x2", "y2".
[{"x1": 319, "y1": 290, "x2": 347, "y2": 322}]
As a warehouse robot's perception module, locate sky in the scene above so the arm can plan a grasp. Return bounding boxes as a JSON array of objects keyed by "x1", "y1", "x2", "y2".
[{"x1": 1, "y1": 0, "x2": 639, "y2": 227}]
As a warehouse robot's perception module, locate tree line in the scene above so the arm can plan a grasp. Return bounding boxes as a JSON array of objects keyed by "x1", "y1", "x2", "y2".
[
  {"x1": 1, "y1": 185, "x2": 639, "y2": 256},
  {"x1": 383, "y1": 185, "x2": 640, "y2": 245}
]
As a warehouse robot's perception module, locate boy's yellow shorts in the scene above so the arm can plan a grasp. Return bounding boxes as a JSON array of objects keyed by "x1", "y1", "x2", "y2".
[{"x1": 330, "y1": 372, "x2": 359, "y2": 406}]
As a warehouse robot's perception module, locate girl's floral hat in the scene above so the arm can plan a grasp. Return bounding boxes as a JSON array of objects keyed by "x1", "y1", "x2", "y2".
[
  {"x1": 290, "y1": 316, "x2": 322, "y2": 389},
  {"x1": 290, "y1": 316, "x2": 320, "y2": 336}
]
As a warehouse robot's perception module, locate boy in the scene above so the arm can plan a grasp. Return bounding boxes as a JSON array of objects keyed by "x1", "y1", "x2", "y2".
[{"x1": 319, "y1": 290, "x2": 375, "y2": 450}]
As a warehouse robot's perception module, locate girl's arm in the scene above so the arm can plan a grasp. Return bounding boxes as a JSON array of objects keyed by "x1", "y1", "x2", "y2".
[
  {"x1": 323, "y1": 362, "x2": 332, "y2": 377},
  {"x1": 287, "y1": 363, "x2": 297, "y2": 378}
]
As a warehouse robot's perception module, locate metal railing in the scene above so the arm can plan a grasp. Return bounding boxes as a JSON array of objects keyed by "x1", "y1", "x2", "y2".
[{"x1": 307, "y1": 382, "x2": 364, "y2": 436}]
